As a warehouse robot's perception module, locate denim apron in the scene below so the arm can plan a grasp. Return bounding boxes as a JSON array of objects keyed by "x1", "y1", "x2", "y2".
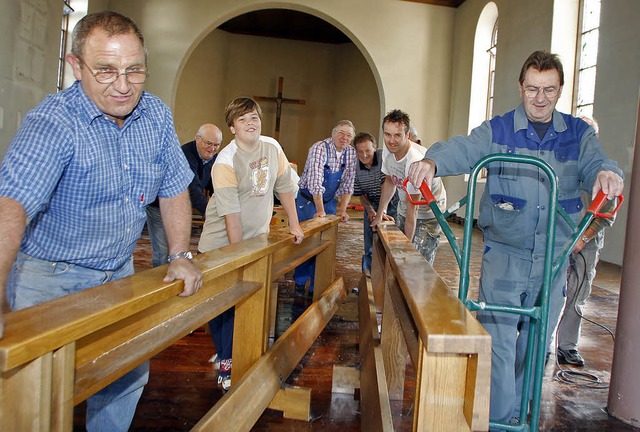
[
  {"x1": 294, "y1": 140, "x2": 347, "y2": 290},
  {"x1": 295, "y1": 140, "x2": 347, "y2": 221}
]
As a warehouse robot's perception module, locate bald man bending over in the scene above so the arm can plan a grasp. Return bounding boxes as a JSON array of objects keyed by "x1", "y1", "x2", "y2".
[{"x1": 146, "y1": 123, "x2": 223, "y2": 267}]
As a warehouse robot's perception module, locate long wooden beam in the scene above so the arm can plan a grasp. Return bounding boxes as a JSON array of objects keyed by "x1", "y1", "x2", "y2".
[
  {"x1": 192, "y1": 277, "x2": 347, "y2": 431},
  {"x1": 359, "y1": 275, "x2": 394, "y2": 432}
]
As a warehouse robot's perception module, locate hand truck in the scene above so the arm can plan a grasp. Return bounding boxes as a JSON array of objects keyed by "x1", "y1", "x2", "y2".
[{"x1": 403, "y1": 153, "x2": 622, "y2": 431}]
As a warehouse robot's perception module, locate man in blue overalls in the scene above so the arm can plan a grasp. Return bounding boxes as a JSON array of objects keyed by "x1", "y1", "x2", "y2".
[{"x1": 294, "y1": 120, "x2": 358, "y2": 297}]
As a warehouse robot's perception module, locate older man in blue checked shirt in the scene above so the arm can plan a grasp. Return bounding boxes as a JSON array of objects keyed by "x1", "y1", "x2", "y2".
[{"x1": 0, "y1": 11, "x2": 202, "y2": 432}]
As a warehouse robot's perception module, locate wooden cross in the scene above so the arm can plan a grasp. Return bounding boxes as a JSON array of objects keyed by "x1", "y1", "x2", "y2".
[{"x1": 254, "y1": 76, "x2": 306, "y2": 141}]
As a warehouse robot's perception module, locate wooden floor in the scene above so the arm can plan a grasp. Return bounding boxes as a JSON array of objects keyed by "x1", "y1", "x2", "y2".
[{"x1": 74, "y1": 218, "x2": 637, "y2": 431}]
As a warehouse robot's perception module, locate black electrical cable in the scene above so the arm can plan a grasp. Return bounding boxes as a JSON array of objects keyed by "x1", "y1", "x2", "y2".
[{"x1": 554, "y1": 249, "x2": 614, "y2": 389}]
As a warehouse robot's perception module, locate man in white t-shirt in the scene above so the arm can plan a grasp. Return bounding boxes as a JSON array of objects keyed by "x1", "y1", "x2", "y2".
[{"x1": 371, "y1": 109, "x2": 446, "y2": 265}]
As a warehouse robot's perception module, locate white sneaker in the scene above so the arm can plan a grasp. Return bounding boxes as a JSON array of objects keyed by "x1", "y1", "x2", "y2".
[
  {"x1": 218, "y1": 375, "x2": 231, "y2": 391},
  {"x1": 208, "y1": 353, "x2": 220, "y2": 370}
]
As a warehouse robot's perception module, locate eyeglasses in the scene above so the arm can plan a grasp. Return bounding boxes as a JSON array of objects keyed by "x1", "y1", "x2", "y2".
[
  {"x1": 78, "y1": 58, "x2": 149, "y2": 84},
  {"x1": 337, "y1": 130, "x2": 354, "y2": 140},
  {"x1": 523, "y1": 86, "x2": 560, "y2": 99},
  {"x1": 197, "y1": 136, "x2": 221, "y2": 148}
]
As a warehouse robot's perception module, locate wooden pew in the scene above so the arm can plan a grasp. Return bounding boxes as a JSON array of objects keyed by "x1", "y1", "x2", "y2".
[
  {"x1": 361, "y1": 223, "x2": 491, "y2": 432},
  {"x1": 0, "y1": 216, "x2": 342, "y2": 431}
]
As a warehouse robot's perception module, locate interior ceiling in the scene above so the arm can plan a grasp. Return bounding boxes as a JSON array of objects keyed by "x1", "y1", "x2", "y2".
[{"x1": 218, "y1": 2, "x2": 465, "y2": 44}]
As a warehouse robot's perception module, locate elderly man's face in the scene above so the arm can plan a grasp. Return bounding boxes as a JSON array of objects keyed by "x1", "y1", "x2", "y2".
[
  {"x1": 519, "y1": 67, "x2": 563, "y2": 123},
  {"x1": 332, "y1": 125, "x2": 355, "y2": 151},
  {"x1": 355, "y1": 139, "x2": 375, "y2": 168},
  {"x1": 196, "y1": 131, "x2": 221, "y2": 161},
  {"x1": 70, "y1": 28, "x2": 146, "y2": 127}
]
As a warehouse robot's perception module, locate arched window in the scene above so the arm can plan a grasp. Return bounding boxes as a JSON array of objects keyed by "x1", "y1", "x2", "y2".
[
  {"x1": 486, "y1": 18, "x2": 498, "y2": 120},
  {"x1": 468, "y1": 2, "x2": 498, "y2": 134},
  {"x1": 57, "y1": 0, "x2": 87, "y2": 91},
  {"x1": 574, "y1": 0, "x2": 601, "y2": 118}
]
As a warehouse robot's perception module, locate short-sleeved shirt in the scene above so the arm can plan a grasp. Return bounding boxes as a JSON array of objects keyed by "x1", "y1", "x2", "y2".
[
  {"x1": 198, "y1": 136, "x2": 294, "y2": 252},
  {"x1": 0, "y1": 81, "x2": 192, "y2": 270},
  {"x1": 382, "y1": 141, "x2": 446, "y2": 219}
]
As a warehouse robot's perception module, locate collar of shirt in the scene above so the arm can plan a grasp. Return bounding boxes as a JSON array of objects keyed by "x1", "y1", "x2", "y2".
[{"x1": 514, "y1": 104, "x2": 567, "y2": 134}]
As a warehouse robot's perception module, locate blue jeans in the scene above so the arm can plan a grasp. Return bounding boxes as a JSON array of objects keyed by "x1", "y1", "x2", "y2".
[
  {"x1": 208, "y1": 308, "x2": 235, "y2": 376},
  {"x1": 8, "y1": 252, "x2": 150, "y2": 432},
  {"x1": 146, "y1": 205, "x2": 168, "y2": 268},
  {"x1": 362, "y1": 206, "x2": 397, "y2": 272},
  {"x1": 293, "y1": 195, "x2": 337, "y2": 292}
]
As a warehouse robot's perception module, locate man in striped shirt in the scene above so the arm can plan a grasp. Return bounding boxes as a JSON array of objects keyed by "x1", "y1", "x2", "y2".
[{"x1": 353, "y1": 132, "x2": 398, "y2": 277}]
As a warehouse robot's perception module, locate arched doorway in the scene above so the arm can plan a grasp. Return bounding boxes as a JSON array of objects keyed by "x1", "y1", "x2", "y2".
[{"x1": 172, "y1": 8, "x2": 382, "y2": 167}]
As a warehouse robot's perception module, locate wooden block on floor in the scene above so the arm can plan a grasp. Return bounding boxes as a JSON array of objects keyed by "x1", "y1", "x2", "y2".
[
  {"x1": 268, "y1": 386, "x2": 312, "y2": 421},
  {"x1": 331, "y1": 365, "x2": 360, "y2": 394}
]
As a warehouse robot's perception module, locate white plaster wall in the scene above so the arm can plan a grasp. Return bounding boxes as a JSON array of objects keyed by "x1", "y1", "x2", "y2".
[
  {"x1": 594, "y1": 0, "x2": 640, "y2": 264},
  {"x1": 0, "y1": 0, "x2": 61, "y2": 159},
  {"x1": 107, "y1": 0, "x2": 456, "y2": 157}
]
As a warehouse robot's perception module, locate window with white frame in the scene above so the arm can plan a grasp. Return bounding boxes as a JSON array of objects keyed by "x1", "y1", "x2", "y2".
[
  {"x1": 467, "y1": 3, "x2": 498, "y2": 182},
  {"x1": 574, "y1": 0, "x2": 601, "y2": 118},
  {"x1": 486, "y1": 18, "x2": 498, "y2": 120},
  {"x1": 56, "y1": 1, "x2": 74, "y2": 92}
]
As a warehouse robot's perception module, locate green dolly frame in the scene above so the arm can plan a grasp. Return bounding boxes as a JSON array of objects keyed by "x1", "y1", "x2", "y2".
[{"x1": 403, "y1": 153, "x2": 622, "y2": 431}]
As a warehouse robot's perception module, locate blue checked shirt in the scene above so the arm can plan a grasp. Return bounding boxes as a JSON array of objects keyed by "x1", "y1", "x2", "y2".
[{"x1": 0, "y1": 81, "x2": 193, "y2": 270}]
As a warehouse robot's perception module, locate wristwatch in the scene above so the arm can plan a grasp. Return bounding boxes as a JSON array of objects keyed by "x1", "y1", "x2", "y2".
[{"x1": 167, "y1": 251, "x2": 193, "y2": 262}]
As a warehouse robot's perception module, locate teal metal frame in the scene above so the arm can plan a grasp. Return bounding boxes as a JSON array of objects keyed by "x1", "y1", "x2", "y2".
[{"x1": 404, "y1": 153, "x2": 622, "y2": 431}]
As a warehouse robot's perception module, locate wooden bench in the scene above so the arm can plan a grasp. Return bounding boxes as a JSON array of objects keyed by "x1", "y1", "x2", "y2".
[
  {"x1": 359, "y1": 223, "x2": 491, "y2": 431},
  {"x1": 0, "y1": 216, "x2": 343, "y2": 431}
]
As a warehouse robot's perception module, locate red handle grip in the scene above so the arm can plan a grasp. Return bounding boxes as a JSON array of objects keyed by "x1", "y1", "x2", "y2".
[
  {"x1": 587, "y1": 190, "x2": 624, "y2": 218},
  {"x1": 402, "y1": 178, "x2": 436, "y2": 206}
]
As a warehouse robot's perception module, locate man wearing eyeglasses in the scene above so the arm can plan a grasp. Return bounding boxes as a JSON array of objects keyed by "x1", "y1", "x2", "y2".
[
  {"x1": 0, "y1": 11, "x2": 202, "y2": 431},
  {"x1": 294, "y1": 120, "x2": 357, "y2": 297},
  {"x1": 408, "y1": 51, "x2": 623, "y2": 426},
  {"x1": 146, "y1": 123, "x2": 222, "y2": 267}
]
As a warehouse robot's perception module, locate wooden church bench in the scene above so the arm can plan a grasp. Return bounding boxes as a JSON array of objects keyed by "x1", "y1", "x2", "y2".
[
  {"x1": 360, "y1": 223, "x2": 491, "y2": 432},
  {"x1": 0, "y1": 216, "x2": 342, "y2": 431}
]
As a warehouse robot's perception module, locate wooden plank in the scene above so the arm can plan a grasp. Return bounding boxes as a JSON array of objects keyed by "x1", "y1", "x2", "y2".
[
  {"x1": 269, "y1": 386, "x2": 311, "y2": 420},
  {"x1": 359, "y1": 274, "x2": 394, "y2": 432},
  {"x1": 376, "y1": 223, "x2": 490, "y2": 431},
  {"x1": 1, "y1": 353, "x2": 52, "y2": 431},
  {"x1": 313, "y1": 223, "x2": 338, "y2": 300},
  {"x1": 0, "y1": 236, "x2": 278, "y2": 373},
  {"x1": 192, "y1": 277, "x2": 347, "y2": 432},
  {"x1": 331, "y1": 365, "x2": 360, "y2": 394},
  {"x1": 381, "y1": 259, "x2": 408, "y2": 401},
  {"x1": 414, "y1": 348, "x2": 470, "y2": 431},
  {"x1": 464, "y1": 352, "x2": 491, "y2": 431},
  {"x1": 74, "y1": 280, "x2": 261, "y2": 403},
  {"x1": 271, "y1": 237, "x2": 332, "y2": 281},
  {"x1": 233, "y1": 255, "x2": 272, "y2": 381},
  {"x1": 371, "y1": 229, "x2": 389, "y2": 311},
  {"x1": 377, "y1": 225, "x2": 490, "y2": 354},
  {"x1": 51, "y1": 343, "x2": 75, "y2": 432}
]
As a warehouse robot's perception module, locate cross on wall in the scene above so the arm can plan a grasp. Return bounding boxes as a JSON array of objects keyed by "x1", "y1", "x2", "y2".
[{"x1": 254, "y1": 76, "x2": 306, "y2": 141}]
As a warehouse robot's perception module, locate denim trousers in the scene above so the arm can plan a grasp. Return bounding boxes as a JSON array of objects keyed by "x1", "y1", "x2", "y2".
[
  {"x1": 208, "y1": 307, "x2": 235, "y2": 376},
  {"x1": 8, "y1": 252, "x2": 150, "y2": 432},
  {"x1": 145, "y1": 205, "x2": 169, "y2": 268}
]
